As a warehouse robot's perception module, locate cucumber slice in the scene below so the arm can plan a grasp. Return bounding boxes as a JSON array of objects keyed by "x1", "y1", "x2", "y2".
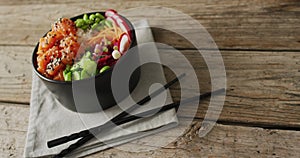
[
  {"x1": 63, "y1": 72, "x2": 72, "y2": 81},
  {"x1": 81, "y1": 69, "x2": 90, "y2": 79},
  {"x1": 69, "y1": 51, "x2": 97, "y2": 80},
  {"x1": 82, "y1": 60, "x2": 97, "y2": 75},
  {"x1": 72, "y1": 71, "x2": 81, "y2": 80},
  {"x1": 63, "y1": 65, "x2": 72, "y2": 81},
  {"x1": 84, "y1": 51, "x2": 92, "y2": 59},
  {"x1": 70, "y1": 63, "x2": 81, "y2": 71}
]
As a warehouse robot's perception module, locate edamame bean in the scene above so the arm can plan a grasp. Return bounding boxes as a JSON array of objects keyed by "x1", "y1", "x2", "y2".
[
  {"x1": 75, "y1": 22, "x2": 81, "y2": 28},
  {"x1": 83, "y1": 18, "x2": 91, "y2": 24},
  {"x1": 89, "y1": 14, "x2": 96, "y2": 21},
  {"x1": 83, "y1": 14, "x2": 88, "y2": 21},
  {"x1": 81, "y1": 25, "x2": 88, "y2": 30},
  {"x1": 75, "y1": 13, "x2": 107, "y2": 31},
  {"x1": 91, "y1": 23, "x2": 98, "y2": 29},
  {"x1": 99, "y1": 66, "x2": 110, "y2": 73},
  {"x1": 95, "y1": 13, "x2": 105, "y2": 19},
  {"x1": 75, "y1": 19, "x2": 85, "y2": 27},
  {"x1": 95, "y1": 17, "x2": 101, "y2": 23},
  {"x1": 99, "y1": 20, "x2": 106, "y2": 25}
]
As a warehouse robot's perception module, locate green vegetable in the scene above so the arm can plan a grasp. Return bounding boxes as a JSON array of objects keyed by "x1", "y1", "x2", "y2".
[
  {"x1": 102, "y1": 46, "x2": 108, "y2": 52},
  {"x1": 75, "y1": 13, "x2": 107, "y2": 31},
  {"x1": 81, "y1": 69, "x2": 90, "y2": 79},
  {"x1": 75, "y1": 19, "x2": 85, "y2": 27},
  {"x1": 82, "y1": 59, "x2": 97, "y2": 75},
  {"x1": 105, "y1": 20, "x2": 113, "y2": 27},
  {"x1": 86, "y1": 19, "x2": 93, "y2": 25},
  {"x1": 95, "y1": 17, "x2": 101, "y2": 23},
  {"x1": 89, "y1": 14, "x2": 96, "y2": 21},
  {"x1": 98, "y1": 20, "x2": 105, "y2": 27},
  {"x1": 96, "y1": 25, "x2": 104, "y2": 31},
  {"x1": 107, "y1": 41, "x2": 112, "y2": 45},
  {"x1": 70, "y1": 63, "x2": 81, "y2": 71},
  {"x1": 72, "y1": 71, "x2": 81, "y2": 80},
  {"x1": 100, "y1": 66, "x2": 110, "y2": 73},
  {"x1": 63, "y1": 65, "x2": 72, "y2": 81},
  {"x1": 64, "y1": 72, "x2": 72, "y2": 81},
  {"x1": 85, "y1": 51, "x2": 92, "y2": 57},
  {"x1": 81, "y1": 25, "x2": 88, "y2": 30},
  {"x1": 83, "y1": 14, "x2": 88, "y2": 21},
  {"x1": 95, "y1": 13, "x2": 105, "y2": 19},
  {"x1": 91, "y1": 23, "x2": 98, "y2": 29},
  {"x1": 68, "y1": 51, "x2": 97, "y2": 80}
]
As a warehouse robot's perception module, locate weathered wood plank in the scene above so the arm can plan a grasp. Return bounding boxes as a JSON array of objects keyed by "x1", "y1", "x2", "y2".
[
  {"x1": 0, "y1": 46, "x2": 32, "y2": 104},
  {"x1": 0, "y1": 103, "x2": 29, "y2": 158},
  {"x1": 162, "y1": 49, "x2": 300, "y2": 128},
  {"x1": 0, "y1": 103, "x2": 299, "y2": 158},
  {"x1": 0, "y1": 0, "x2": 299, "y2": 49},
  {"x1": 0, "y1": 102, "x2": 29, "y2": 132},
  {"x1": 89, "y1": 122, "x2": 300, "y2": 158},
  {"x1": 0, "y1": 46, "x2": 299, "y2": 128},
  {"x1": 0, "y1": 130, "x2": 27, "y2": 158}
]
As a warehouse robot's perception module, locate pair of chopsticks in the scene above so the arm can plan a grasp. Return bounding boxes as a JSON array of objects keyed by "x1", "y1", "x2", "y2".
[{"x1": 50, "y1": 73, "x2": 225, "y2": 157}]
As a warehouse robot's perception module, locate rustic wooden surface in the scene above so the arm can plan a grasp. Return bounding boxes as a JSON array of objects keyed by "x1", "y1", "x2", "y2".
[{"x1": 0, "y1": 0, "x2": 299, "y2": 157}]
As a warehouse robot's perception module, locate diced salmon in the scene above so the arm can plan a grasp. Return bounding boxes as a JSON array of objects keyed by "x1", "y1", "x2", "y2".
[{"x1": 37, "y1": 18, "x2": 79, "y2": 81}]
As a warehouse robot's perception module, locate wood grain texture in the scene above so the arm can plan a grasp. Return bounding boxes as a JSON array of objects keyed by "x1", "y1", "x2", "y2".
[
  {"x1": 89, "y1": 121, "x2": 300, "y2": 158},
  {"x1": 0, "y1": 46, "x2": 299, "y2": 128},
  {"x1": 1, "y1": 0, "x2": 299, "y2": 157},
  {"x1": 0, "y1": 46, "x2": 32, "y2": 104},
  {"x1": 161, "y1": 49, "x2": 300, "y2": 128},
  {"x1": 0, "y1": 103, "x2": 299, "y2": 158},
  {"x1": 0, "y1": 103, "x2": 28, "y2": 158},
  {"x1": 0, "y1": 0, "x2": 299, "y2": 49}
]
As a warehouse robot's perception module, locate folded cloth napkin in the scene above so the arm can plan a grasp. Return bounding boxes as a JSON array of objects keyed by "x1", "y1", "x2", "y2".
[{"x1": 24, "y1": 20, "x2": 178, "y2": 157}]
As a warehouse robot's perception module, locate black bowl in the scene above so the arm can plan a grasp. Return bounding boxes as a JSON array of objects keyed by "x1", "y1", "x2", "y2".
[{"x1": 32, "y1": 12, "x2": 140, "y2": 113}]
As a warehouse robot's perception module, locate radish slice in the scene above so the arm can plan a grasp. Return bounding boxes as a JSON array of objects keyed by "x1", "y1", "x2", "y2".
[
  {"x1": 105, "y1": 10, "x2": 132, "y2": 38},
  {"x1": 113, "y1": 14, "x2": 131, "y2": 35},
  {"x1": 105, "y1": 9, "x2": 117, "y2": 17},
  {"x1": 118, "y1": 33, "x2": 131, "y2": 54}
]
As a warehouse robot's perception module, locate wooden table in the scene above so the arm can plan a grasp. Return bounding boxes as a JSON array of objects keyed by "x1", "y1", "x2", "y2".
[{"x1": 0, "y1": 0, "x2": 299, "y2": 157}]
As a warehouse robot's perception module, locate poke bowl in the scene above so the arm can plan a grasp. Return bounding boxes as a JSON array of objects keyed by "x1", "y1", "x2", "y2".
[{"x1": 32, "y1": 10, "x2": 140, "y2": 113}]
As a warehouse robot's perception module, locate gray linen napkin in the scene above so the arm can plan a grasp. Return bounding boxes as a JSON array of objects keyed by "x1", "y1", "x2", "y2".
[{"x1": 24, "y1": 20, "x2": 178, "y2": 157}]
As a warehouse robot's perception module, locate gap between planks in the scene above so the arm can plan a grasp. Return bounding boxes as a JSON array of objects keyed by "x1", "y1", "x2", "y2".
[{"x1": 2, "y1": 101, "x2": 300, "y2": 132}]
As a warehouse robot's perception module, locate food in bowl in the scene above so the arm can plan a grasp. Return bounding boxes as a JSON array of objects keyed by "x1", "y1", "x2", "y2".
[
  {"x1": 36, "y1": 9, "x2": 132, "y2": 81},
  {"x1": 32, "y1": 10, "x2": 140, "y2": 112}
]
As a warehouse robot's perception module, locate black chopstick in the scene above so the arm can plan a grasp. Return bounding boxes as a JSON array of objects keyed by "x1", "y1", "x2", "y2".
[
  {"x1": 48, "y1": 73, "x2": 186, "y2": 148},
  {"x1": 53, "y1": 88, "x2": 225, "y2": 158}
]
